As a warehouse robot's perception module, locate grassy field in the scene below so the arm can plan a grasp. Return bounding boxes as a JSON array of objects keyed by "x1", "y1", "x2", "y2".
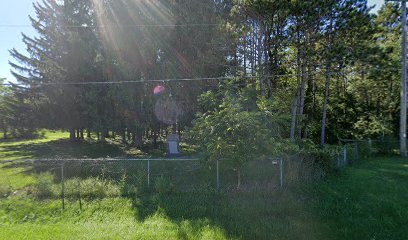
[{"x1": 0, "y1": 131, "x2": 407, "y2": 239}]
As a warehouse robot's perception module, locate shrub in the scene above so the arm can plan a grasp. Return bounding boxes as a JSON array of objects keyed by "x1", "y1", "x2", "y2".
[
  {"x1": 121, "y1": 183, "x2": 139, "y2": 198},
  {"x1": 62, "y1": 177, "x2": 120, "y2": 199},
  {"x1": 282, "y1": 143, "x2": 338, "y2": 185},
  {"x1": 78, "y1": 177, "x2": 120, "y2": 199},
  {"x1": 154, "y1": 176, "x2": 174, "y2": 195},
  {"x1": 120, "y1": 171, "x2": 147, "y2": 198},
  {"x1": 33, "y1": 172, "x2": 55, "y2": 199}
]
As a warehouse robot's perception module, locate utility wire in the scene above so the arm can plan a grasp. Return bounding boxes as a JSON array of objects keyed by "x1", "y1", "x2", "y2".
[
  {"x1": 8, "y1": 158, "x2": 201, "y2": 162},
  {"x1": 0, "y1": 23, "x2": 221, "y2": 28},
  {"x1": 0, "y1": 76, "x2": 256, "y2": 87},
  {"x1": 0, "y1": 70, "x2": 392, "y2": 87}
]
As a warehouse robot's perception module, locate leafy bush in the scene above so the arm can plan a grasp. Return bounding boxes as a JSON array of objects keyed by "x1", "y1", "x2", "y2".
[
  {"x1": 191, "y1": 107, "x2": 267, "y2": 187},
  {"x1": 120, "y1": 171, "x2": 147, "y2": 198},
  {"x1": 77, "y1": 178, "x2": 120, "y2": 199},
  {"x1": 375, "y1": 136, "x2": 399, "y2": 155},
  {"x1": 33, "y1": 172, "x2": 55, "y2": 199},
  {"x1": 282, "y1": 142, "x2": 338, "y2": 185},
  {"x1": 307, "y1": 146, "x2": 338, "y2": 176},
  {"x1": 154, "y1": 176, "x2": 174, "y2": 195},
  {"x1": 62, "y1": 177, "x2": 120, "y2": 199}
]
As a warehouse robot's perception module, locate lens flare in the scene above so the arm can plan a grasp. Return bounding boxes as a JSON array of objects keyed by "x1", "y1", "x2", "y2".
[
  {"x1": 153, "y1": 85, "x2": 165, "y2": 96},
  {"x1": 154, "y1": 97, "x2": 182, "y2": 125}
]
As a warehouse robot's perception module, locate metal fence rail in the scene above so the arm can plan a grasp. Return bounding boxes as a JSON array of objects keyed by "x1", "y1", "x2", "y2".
[
  {"x1": 1, "y1": 157, "x2": 287, "y2": 210},
  {"x1": 337, "y1": 138, "x2": 399, "y2": 169}
]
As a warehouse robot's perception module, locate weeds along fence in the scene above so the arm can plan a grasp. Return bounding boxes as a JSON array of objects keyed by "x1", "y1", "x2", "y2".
[
  {"x1": 1, "y1": 157, "x2": 291, "y2": 210},
  {"x1": 337, "y1": 138, "x2": 399, "y2": 168}
]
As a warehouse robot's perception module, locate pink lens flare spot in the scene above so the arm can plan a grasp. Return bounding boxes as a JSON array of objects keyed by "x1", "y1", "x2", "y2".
[{"x1": 153, "y1": 85, "x2": 165, "y2": 96}]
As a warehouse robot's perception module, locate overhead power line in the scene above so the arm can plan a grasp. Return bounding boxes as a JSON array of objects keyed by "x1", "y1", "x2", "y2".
[
  {"x1": 0, "y1": 23, "x2": 221, "y2": 28},
  {"x1": 0, "y1": 69, "x2": 393, "y2": 87},
  {"x1": 0, "y1": 76, "x2": 257, "y2": 87}
]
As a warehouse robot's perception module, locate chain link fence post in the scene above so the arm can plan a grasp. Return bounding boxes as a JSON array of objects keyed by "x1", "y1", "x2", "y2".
[
  {"x1": 78, "y1": 179, "x2": 82, "y2": 211},
  {"x1": 216, "y1": 159, "x2": 220, "y2": 190},
  {"x1": 61, "y1": 161, "x2": 65, "y2": 211},
  {"x1": 344, "y1": 145, "x2": 348, "y2": 167},
  {"x1": 337, "y1": 145, "x2": 341, "y2": 169},
  {"x1": 147, "y1": 159, "x2": 150, "y2": 187},
  {"x1": 369, "y1": 139, "x2": 372, "y2": 158},
  {"x1": 280, "y1": 158, "x2": 284, "y2": 188}
]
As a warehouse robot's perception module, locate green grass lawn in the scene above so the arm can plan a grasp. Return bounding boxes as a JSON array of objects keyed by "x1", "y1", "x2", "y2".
[
  {"x1": 307, "y1": 157, "x2": 408, "y2": 240},
  {"x1": 0, "y1": 130, "x2": 137, "y2": 161},
  {"x1": 0, "y1": 132, "x2": 407, "y2": 239}
]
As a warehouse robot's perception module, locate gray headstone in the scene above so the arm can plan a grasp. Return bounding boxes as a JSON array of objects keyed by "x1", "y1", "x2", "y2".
[{"x1": 167, "y1": 134, "x2": 180, "y2": 155}]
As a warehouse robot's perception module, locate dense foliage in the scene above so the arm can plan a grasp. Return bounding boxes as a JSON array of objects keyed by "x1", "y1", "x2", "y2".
[{"x1": 0, "y1": 0, "x2": 402, "y2": 149}]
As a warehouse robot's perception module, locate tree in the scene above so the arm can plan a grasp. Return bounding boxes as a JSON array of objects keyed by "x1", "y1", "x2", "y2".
[
  {"x1": 0, "y1": 78, "x2": 10, "y2": 138},
  {"x1": 9, "y1": 0, "x2": 99, "y2": 140},
  {"x1": 190, "y1": 82, "x2": 285, "y2": 188}
]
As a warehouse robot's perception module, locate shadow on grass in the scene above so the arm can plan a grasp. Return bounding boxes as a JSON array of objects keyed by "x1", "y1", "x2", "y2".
[
  {"x1": 128, "y1": 185, "x2": 325, "y2": 240},
  {"x1": 0, "y1": 132, "x2": 47, "y2": 144},
  {"x1": 307, "y1": 157, "x2": 408, "y2": 240},
  {"x1": 129, "y1": 157, "x2": 408, "y2": 240},
  {"x1": 0, "y1": 139, "x2": 135, "y2": 182},
  {"x1": 0, "y1": 139, "x2": 128, "y2": 160}
]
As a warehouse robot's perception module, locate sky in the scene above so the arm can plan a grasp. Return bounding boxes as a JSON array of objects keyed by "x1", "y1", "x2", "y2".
[
  {"x1": 0, "y1": 0, "x2": 36, "y2": 82},
  {"x1": 0, "y1": 0, "x2": 385, "y2": 83}
]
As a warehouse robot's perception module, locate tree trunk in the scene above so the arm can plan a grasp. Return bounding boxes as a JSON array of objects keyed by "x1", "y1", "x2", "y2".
[
  {"x1": 11, "y1": 129, "x2": 16, "y2": 138},
  {"x1": 121, "y1": 130, "x2": 126, "y2": 144},
  {"x1": 321, "y1": 14, "x2": 333, "y2": 147},
  {"x1": 257, "y1": 21, "x2": 265, "y2": 97},
  {"x1": 260, "y1": 22, "x2": 271, "y2": 97},
  {"x1": 177, "y1": 126, "x2": 182, "y2": 137},
  {"x1": 304, "y1": 127, "x2": 308, "y2": 139},
  {"x1": 303, "y1": 63, "x2": 314, "y2": 140},
  {"x1": 244, "y1": 30, "x2": 247, "y2": 76},
  {"x1": 100, "y1": 130, "x2": 106, "y2": 142},
  {"x1": 69, "y1": 129, "x2": 76, "y2": 142},
  {"x1": 290, "y1": 35, "x2": 302, "y2": 141},
  {"x1": 237, "y1": 169, "x2": 241, "y2": 189},
  {"x1": 153, "y1": 130, "x2": 158, "y2": 149},
  {"x1": 297, "y1": 56, "x2": 307, "y2": 139},
  {"x1": 290, "y1": 92, "x2": 298, "y2": 141},
  {"x1": 127, "y1": 129, "x2": 131, "y2": 141},
  {"x1": 321, "y1": 67, "x2": 330, "y2": 147},
  {"x1": 251, "y1": 21, "x2": 256, "y2": 75},
  {"x1": 134, "y1": 129, "x2": 143, "y2": 148}
]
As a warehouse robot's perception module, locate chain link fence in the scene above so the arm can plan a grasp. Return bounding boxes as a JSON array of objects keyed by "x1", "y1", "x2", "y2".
[
  {"x1": 337, "y1": 138, "x2": 399, "y2": 169},
  {"x1": 5, "y1": 137, "x2": 395, "y2": 212},
  {"x1": 1, "y1": 157, "x2": 289, "y2": 210}
]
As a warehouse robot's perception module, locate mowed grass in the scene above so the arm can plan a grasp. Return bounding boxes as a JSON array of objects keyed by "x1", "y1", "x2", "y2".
[
  {"x1": 0, "y1": 130, "x2": 68, "y2": 161},
  {"x1": 0, "y1": 198, "x2": 229, "y2": 240},
  {"x1": 0, "y1": 131, "x2": 407, "y2": 239},
  {"x1": 0, "y1": 130, "x2": 134, "y2": 161},
  {"x1": 308, "y1": 157, "x2": 408, "y2": 240},
  {"x1": 0, "y1": 131, "x2": 67, "y2": 192},
  {"x1": 0, "y1": 193, "x2": 324, "y2": 240}
]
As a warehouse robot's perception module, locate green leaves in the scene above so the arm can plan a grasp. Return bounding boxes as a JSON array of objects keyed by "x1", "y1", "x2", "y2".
[{"x1": 190, "y1": 81, "x2": 287, "y2": 170}]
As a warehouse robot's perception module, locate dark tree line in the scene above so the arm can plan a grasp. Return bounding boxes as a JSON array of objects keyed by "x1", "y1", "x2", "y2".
[{"x1": 0, "y1": 0, "x2": 402, "y2": 146}]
